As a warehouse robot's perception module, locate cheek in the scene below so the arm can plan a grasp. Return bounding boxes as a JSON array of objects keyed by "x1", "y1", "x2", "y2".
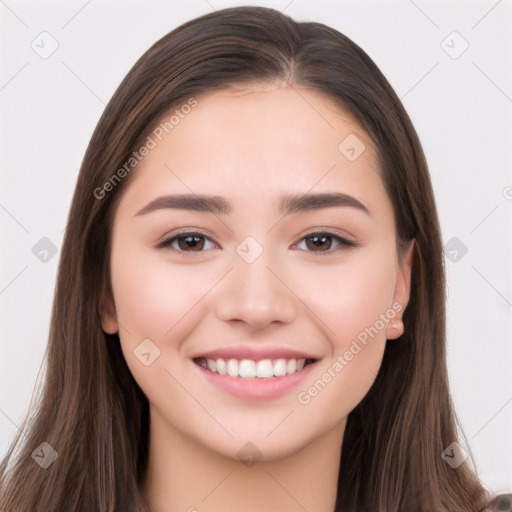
[
  {"x1": 291, "y1": 250, "x2": 395, "y2": 415},
  {"x1": 108, "y1": 242, "x2": 224, "y2": 399},
  {"x1": 110, "y1": 246, "x2": 215, "y2": 341},
  {"x1": 296, "y1": 249, "x2": 397, "y2": 348},
  {"x1": 109, "y1": 247, "x2": 217, "y2": 413}
]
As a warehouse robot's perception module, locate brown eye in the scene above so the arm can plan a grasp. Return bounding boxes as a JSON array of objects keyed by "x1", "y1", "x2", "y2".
[
  {"x1": 156, "y1": 232, "x2": 216, "y2": 252},
  {"x1": 295, "y1": 231, "x2": 356, "y2": 255},
  {"x1": 305, "y1": 234, "x2": 332, "y2": 251},
  {"x1": 176, "y1": 235, "x2": 205, "y2": 251}
]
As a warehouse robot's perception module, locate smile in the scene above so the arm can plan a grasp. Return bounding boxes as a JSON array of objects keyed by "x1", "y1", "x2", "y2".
[
  {"x1": 194, "y1": 357, "x2": 315, "y2": 379},
  {"x1": 193, "y1": 353, "x2": 318, "y2": 400}
]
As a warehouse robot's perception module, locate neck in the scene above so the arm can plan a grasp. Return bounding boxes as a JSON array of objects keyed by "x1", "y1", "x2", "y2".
[{"x1": 140, "y1": 407, "x2": 345, "y2": 512}]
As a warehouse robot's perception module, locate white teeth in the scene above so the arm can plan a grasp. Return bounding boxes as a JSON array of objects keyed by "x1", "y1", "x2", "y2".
[
  {"x1": 238, "y1": 359, "x2": 256, "y2": 379},
  {"x1": 227, "y1": 359, "x2": 239, "y2": 377},
  {"x1": 273, "y1": 359, "x2": 287, "y2": 377},
  {"x1": 216, "y1": 358, "x2": 227, "y2": 375},
  {"x1": 286, "y1": 359, "x2": 297, "y2": 374},
  {"x1": 256, "y1": 359, "x2": 274, "y2": 378},
  {"x1": 201, "y1": 357, "x2": 312, "y2": 379}
]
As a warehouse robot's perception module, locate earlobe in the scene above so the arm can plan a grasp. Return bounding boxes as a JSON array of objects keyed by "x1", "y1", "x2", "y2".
[
  {"x1": 386, "y1": 240, "x2": 415, "y2": 340},
  {"x1": 101, "y1": 310, "x2": 119, "y2": 335},
  {"x1": 386, "y1": 319, "x2": 404, "y2": 340},
  {"x1": 99, "y1": 291, "x2": 119, "y2": 335}
]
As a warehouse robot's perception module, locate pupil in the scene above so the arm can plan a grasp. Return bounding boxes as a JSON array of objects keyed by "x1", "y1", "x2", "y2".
[
  {"x1": 308, "y1": 235, "x2": 330, "y2": 251},
  {"x1": 181, "y1": 235, "x2": 203, "y2": 250}
]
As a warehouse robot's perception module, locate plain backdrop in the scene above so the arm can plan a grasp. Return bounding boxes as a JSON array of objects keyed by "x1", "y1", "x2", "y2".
[{"x1": 1, "y1": 0, "x2": 511, "y2": 494}]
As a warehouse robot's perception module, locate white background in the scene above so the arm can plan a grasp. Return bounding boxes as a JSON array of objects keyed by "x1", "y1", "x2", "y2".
[{"x1": 1, "y1": 0, "x2": 511, "y2": 494}]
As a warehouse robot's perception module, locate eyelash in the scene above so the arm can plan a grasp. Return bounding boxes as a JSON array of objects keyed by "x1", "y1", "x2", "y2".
[{"x1": 155, "y1": 229, "x2": 358, "y2": 256}]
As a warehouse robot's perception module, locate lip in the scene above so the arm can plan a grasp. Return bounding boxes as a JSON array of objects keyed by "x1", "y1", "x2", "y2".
[
  {"x1": 193, "y1": 358, "x2": 318, "y2": 401},
  {"x1": 193, "y1": 345, "x2": 318, "y2": 361}
]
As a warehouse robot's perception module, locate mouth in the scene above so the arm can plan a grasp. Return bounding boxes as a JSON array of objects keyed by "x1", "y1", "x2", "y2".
[
  {"x1": 191, "y1": 346, "x2": 319, "y2": 400},
  {"x1": 193, "y1": 357, "x2": 316, "y2": 379}
]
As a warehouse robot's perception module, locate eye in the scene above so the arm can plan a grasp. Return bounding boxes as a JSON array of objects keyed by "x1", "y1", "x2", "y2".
[
  {"x1": 156, "y1": 229, "x2": 357, "y2": 255},
  {"x1": 156, "y1": 231, "x2": 217, "y2": 253},
  {"x1": 293, "y1": 231, "x2": 357, "y2": 255}
]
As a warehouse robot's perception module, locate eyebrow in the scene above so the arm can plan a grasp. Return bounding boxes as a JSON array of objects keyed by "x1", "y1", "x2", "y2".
[{"x1": 134, "y1": 192, "x2": 371, "y2": 217}]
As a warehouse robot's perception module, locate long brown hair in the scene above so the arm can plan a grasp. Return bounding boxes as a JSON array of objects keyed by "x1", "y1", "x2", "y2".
[{"x1": 0, "y1": 6, "x2": 494, "y2": 511}]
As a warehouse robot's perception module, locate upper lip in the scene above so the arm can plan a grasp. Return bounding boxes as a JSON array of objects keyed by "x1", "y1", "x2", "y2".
[{"x1": 193, "y1": 345, "x2": 318, "y2": 361}]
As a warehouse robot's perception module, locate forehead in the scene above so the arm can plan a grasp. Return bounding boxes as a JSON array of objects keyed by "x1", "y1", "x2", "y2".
[{"x1": 117, "y1": 84, "x2": 388, "y2": 220}]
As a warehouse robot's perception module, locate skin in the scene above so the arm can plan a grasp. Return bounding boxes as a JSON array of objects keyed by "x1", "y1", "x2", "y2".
[{"x1": 101, "y1": 83, "x2": 414, "y2": 512}]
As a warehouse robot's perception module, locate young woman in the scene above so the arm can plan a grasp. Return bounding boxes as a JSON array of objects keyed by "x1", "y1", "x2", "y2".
[{"x1": 1, "y1": 6, "x2": 510, "y2": 512}]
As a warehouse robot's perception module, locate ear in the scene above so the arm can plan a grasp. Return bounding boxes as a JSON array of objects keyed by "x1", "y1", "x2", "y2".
[
  {"x1": 99, "y1": 284, "x2": 119, "y2": 335},
  {"x1": 386, "y1": 239, "x2": 415, "y2": 340}
]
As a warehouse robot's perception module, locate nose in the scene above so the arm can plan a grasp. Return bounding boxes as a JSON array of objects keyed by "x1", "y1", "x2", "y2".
[{"x1": 215, "y1": 252, "x2": 297, "y2": 330}]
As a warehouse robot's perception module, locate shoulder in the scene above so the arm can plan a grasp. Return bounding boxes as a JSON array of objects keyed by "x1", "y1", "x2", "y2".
[{"x1": 484, "y1": 494, "x2": 512, "y2": 512}]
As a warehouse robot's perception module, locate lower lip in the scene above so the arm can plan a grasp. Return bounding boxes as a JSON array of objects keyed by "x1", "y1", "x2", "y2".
[{"x1": 194, "y1": 361, "x2": 317, "y2": 401}]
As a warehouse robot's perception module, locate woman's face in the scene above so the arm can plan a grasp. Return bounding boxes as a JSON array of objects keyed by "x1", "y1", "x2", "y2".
[{"x1": 101, "y1": 84, "x2": 413, "y2": 462}]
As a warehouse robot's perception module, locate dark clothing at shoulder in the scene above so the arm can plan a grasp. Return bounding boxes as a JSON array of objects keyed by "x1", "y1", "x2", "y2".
[{"x1": 485, "y1": 494, "x2": 512, "y2": 512}]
